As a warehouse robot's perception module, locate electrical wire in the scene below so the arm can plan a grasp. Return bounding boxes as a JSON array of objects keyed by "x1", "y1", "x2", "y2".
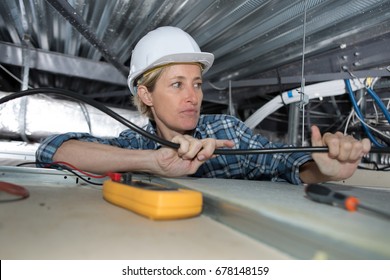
[
  {"x1": 359, "y1": 161, "x2": 390, "y2": 171},
  {"x1": 345, "y1": 79, "x2": 383, "y2": 147},
  {"x1": 50, "y1": 161, "x2": 108, "y2": 179},
  {"x1": 343, "y1": 99, "x2": 384, "y2": 136},
  {"x1": 48, "y1": 165, "x2": 103, "y2": 186},
  {"x1": 345, "y1": 79, "x2": 390, "y2": 145},
  {"x1": 351, "y1": 110, "x2": 390, "y2": 142},
  {"x1": 344, "y1": 93, "x2": 363, "y2": 135},
  {"x1": 346, "y1": 71, "x2": 390, "y2": 124},
  {"x1": 17, "y1": 161, "x2": 105, "y2": 185},
  {"x1": 366, "y1": 86, "x2": 390, "y2": 124},
  {"x1": 79, "y1": 102, "x2": 92, "y2": 134},
  {"x1": 0, "y1": 88, "x2": 177, "y2": 148},
  {"x1": 1, "y1": 87, "x2": 390, "y2": 155}
]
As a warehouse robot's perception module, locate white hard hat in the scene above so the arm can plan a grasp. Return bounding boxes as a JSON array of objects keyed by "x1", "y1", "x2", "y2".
[{"x1": 127, "y1": 26, "x2": 214, "y2": 95}]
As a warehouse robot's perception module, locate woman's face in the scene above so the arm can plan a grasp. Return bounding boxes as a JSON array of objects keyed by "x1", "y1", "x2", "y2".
[{"x1": 147, "y1": 63, "x2": 203, "y2": 138}]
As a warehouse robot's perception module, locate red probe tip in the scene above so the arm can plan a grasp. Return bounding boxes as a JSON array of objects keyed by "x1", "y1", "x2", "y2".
[{"x1": 107, "y1": 172, "x2": 122, "y2": 182}]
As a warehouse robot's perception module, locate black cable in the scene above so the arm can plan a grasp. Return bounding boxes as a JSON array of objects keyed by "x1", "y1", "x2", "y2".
[
  {"x1": 0, "y1": 88, "x2": 177, "y2": 148},
  {"x1": 1, "y1": 87, "x2": 390, "y2": 155},
  {"x1": 51, "y1": 165, "x2": 103, "y2": 186}
]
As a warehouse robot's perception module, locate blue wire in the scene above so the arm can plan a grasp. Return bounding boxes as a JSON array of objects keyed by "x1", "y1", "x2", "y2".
[
  {"x1": 366, "y1": 86, "x2": 390, "y2": 124},
  {"x1": 345, "y1": 79, "x2": 383, "y2": 147}
]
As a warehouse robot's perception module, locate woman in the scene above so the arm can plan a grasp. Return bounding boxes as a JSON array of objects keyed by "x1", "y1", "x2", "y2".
[{"x1": 36, "y1": 26, "x2": 371, "y2": 184}]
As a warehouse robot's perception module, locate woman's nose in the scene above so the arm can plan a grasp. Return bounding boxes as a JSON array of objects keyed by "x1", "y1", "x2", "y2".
[{"x1": 185, "y1": 85, "x2": 199, "y2": 104}]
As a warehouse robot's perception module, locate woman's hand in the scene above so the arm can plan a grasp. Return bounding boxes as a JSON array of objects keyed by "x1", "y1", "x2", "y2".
[
  {"x1": 151, "y1": 135, "x2": 235, "y2": 177},
  {"x1": 309, "y1": 125, "x2": 371, "y2": 181}
]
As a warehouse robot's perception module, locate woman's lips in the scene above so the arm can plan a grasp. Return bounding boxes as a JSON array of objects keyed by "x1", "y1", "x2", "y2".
[{"x1": 180, "y1": 109, "x2": 198, "y2": 116}]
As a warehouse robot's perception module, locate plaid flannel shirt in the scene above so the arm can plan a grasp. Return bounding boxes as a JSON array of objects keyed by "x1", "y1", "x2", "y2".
[{"x1": 36, "y1": 114, "x2": 312, "y2": 184}]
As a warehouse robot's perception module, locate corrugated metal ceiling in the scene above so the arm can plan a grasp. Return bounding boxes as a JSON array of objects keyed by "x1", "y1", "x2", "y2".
[{"x1": 0, "y1": 0, "x2": 389, "y2": 120}]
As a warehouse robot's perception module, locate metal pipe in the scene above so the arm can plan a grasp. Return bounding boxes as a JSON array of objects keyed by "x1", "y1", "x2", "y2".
[
  {"x1": 19, "y1": 37, "x2": 30, "y2": 143},
  {"x1": 288, "y1": 103, "x2": 299, "y2": 145}
]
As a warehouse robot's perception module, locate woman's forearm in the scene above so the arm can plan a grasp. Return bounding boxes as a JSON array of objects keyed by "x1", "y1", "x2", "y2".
[{"x1": 52, "y1": 140, "x2": 156, "y2": 174}]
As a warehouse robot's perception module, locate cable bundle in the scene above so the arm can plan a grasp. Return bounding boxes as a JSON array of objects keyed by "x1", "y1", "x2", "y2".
[{"x1": 345, "y1": 79, "x2": 390, "y2": 147}]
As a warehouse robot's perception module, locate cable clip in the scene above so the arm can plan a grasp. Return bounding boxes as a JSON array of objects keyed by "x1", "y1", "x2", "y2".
[
  {"x1": 298, "y1": 78, "x2": 309, "y2": 109},
  {"x1": 299, "y1": 91, "x2": 309, "y2": 109}
]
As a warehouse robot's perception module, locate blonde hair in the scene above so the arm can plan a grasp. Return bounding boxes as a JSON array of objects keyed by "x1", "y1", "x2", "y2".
[
  {"x1": 132, "y1": 67, "x2": 165, "y2": 120},
  {"x1": 132, "y1": 63, "x2": 204, "y2": 120}
]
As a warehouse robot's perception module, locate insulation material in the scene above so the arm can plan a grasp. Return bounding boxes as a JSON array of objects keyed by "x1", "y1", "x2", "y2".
[
  {"x1": 0, "y1": 91, "x2": 147, "y2": 141},
  {"x1": 0, "y1": 140, "x2": 38, "y2": 165}
]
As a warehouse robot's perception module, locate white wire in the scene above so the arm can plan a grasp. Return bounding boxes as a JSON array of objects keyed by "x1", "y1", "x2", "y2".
[
  {"x1": 343, "y1": 77, "x2": 388, "y2": 135},
  {"x1": 344, "y1": 90, "x2": 390, "y2": 141},
  {"x1": 353, "y1": 111, "x2": 390, "y2": 141},
  {"x1": 372, "y1": 101, "x2": 379, "y2": 124},
  {"x1": 344, "y1": 97, "x2": 362, "y2": 135}
]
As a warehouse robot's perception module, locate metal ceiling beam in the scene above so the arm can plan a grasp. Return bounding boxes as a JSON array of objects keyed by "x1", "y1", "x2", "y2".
[
  {"x1": 201, "y1": 0, "x2": 315, "y2": 52},
  {"x1": 45, "y1": 0, "x2": 129, "y2": 77},
  {"x1": 193, "y1": 0, "x2": 269, "y2": 46},
  {"x1": 218, "y1": 12, "x2": 390, "y2": 82},
  {"x1": 0, "y1": 42, "x2": 126, "y2": 85},
  {"x1": 171, "y1": 0, "x2": 215, "y2": 30},
  {"x1": 202, "y1": 69, "x2": 390, "y2": 91},
  {"x1": 208, "y1": 0, "x2": 388, "y2": 81},
  {"x1": 122, "y1": 0, "x2": 174, "y2": 54}
]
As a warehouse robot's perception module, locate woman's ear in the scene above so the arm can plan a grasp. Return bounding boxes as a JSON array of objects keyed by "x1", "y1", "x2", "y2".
[{"x1": 137, "y1": 85, "x2": 153, "y2": 106}]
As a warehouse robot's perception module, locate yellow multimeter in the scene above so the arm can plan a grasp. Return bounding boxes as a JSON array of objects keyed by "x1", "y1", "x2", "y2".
[{"x1": 102, "y1": 177, "x2": 203, "y2": 220}]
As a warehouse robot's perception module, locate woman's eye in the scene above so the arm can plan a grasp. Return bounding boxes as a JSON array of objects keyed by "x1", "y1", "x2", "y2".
[
  {"x1": 172, "y1": 82, "x2": 182, "y2": 88},
  {"x1": 194, "y1": 82, "x2": 202, "y2": 89}
]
